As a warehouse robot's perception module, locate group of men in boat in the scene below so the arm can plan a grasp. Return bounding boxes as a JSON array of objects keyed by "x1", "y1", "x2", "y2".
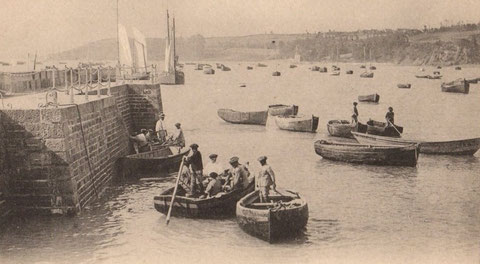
[
  {"x1": 351, "y1": 102, "x2": 395, "y2": 126},
  {"x1": 129, "y1": 112, "x2": 185, "y2": 153},
  {"x1": 179, "y1": 143, "x2": 277, "y2": 202}
]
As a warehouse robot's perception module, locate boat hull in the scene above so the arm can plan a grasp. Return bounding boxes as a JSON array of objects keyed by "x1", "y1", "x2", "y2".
[
  {"x1": 217, "y1": 109, "x2": 268, "y2": 125},
  {"x1": 327, "y1": 120, "x2": 367, "y2": 138},
  {"x1": 120, "y1": 147, "x2": 189, "y2": 177},
  {"x1": 236, "y1": 190, "x2": 309, "y2": 243},
  {"x1": 275, "y1": 115, "x2": 319, "y2": 133},
  {"x1": 441, "y1": 79, "x2": 469, "y2": 94},
  {"x1": 352, "y1": 132, "x2": 480, "y2": 155},
  {"x1": 366, "y1": 120, "x2": 403, "y2": 137},
  {"x1": 358, "y1": 93, "x2": 379, "y2": 103},
  {"x1": 154, "y1": 182, "x2": 255, "y2": 218},
  {"x1": 314, "y1": 140, "x2": 418, "y2": 167},
  {"x1": 268, "y1": 104, "x2": 299, "y2": 117}
]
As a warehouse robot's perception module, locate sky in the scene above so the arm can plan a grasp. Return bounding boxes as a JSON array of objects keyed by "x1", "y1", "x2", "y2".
[{"x1": 0, "y1": 0, "x2": 479, "y2": 59}]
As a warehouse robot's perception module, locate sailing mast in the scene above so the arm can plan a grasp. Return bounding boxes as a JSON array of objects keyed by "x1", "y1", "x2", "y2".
[
  {"x1": 116, "y1": 0, "x2": 120, "y2": 66},
  {"x1": 172, "y1": 16, "x2": 176, "y2": 70}
]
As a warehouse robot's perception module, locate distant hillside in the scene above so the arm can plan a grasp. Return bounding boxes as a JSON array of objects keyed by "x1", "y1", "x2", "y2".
[{"x1": 49, "y1": 28, "x2": 480, "y2": 66}]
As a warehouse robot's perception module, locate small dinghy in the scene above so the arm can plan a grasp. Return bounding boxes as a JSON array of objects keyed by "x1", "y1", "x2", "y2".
[
  {"x1": 236, "y1": 189, "x2": 308, "y2": 243},
  {"x1": 275, "y1": 115, "x2": 319, "y2": 133}
]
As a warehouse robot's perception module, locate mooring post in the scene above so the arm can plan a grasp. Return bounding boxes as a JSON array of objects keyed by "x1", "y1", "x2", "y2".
[{"x1": 70, "y1": 68, "x2": 74, "y2": 104}]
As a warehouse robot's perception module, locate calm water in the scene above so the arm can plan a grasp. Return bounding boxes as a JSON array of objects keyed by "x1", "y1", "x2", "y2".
[{"x1": 1, "y1": 62, "x2": 480, "y2": 264}]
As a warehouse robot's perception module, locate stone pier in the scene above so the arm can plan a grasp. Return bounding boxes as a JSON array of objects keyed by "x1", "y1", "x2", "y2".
[{"x1": 0, "y1": 82, "x2": 162, "y2": 217}]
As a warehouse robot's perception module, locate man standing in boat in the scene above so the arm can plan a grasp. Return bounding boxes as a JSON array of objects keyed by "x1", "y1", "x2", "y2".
[
  {"x1": 224, "y1": 157, "x2": 250, "y2": 191},
  {"x1": 155, "y1": 113, "x2": 167, "y2": 143},
  {"x1": 352, "y1": 102, "x2": 359, "y2": 124},
  {"x1": 165, "y1": 123, "x2": 185, "y2": 152},
  {"x1": 184, "y1": 143, "x2": 203, "y2": 197},
  {"x1": 256, "y1": 156, "x2": 276, "y2": 203},
  {"x1": 385, "y1": 107, "x2": 395, "y2": 126}
]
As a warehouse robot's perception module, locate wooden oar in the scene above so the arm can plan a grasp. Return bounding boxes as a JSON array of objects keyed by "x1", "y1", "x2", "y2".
[
  {"x1": 387, "y1": 120, "x2": 402, "y2": 137},
  {"x1": 166, "y1": 158, "x2": 185, "y2": 225}
]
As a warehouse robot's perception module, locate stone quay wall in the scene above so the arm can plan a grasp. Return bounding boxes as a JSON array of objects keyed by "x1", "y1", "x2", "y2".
[{"x1": 0, "y1": 83, "x2": 162, "y2": 217}]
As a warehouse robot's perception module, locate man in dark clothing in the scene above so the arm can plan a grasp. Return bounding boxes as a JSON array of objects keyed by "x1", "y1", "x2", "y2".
[
  {"x1": 385, "y1": 106, "x2": 395, "y2": 126},
  {"x1": 352, "y1": 102, "x2": 359, "y2": 124},
  {"x1": 185, "y1": 143, "x2": 203, "y2": 196}
]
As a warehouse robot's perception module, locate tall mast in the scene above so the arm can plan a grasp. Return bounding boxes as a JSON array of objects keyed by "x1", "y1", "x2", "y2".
[
  {"x1": 116, "y1": 0, "x2": 120, "y2": 65},
  {"x1": 172, "y1": 16, "x2": 176, "y2": 69},
  {"x1": 166, "y1": 10, "x2": 170, "y2": 46}
]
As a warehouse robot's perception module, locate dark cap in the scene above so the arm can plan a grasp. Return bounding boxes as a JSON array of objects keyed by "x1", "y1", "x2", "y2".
[
  {"x1": 190, "y1": 143, "x2": 199, "y2": 149},
  {"x1": 353, "y1": 102, "x2": 358, "y2": 105},
  {"x1": 257, "y1": 156, "x2": 267, "y2": 162},
  {"x1": 159, "y1": 112, "x2": 165, "y2": 117},
  {"x1": 209, "y1": 154, "x2": 218, "y2": 159},
  {"x1": 175, "y1": 123, "x2": 181, "y2": 128},
  {"x1": 229, "y1": 156, "x2": 239, "y2": 164},
  {"x1": 209, "y1": 172, "x2": 218, "y2": 178},
  {"x1": 388, "y1": 107, "x2": 393, "y2": 110}
]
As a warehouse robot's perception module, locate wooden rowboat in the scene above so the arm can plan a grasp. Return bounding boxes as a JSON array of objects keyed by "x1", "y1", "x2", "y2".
[
  {"x1": 314, "y1": 140, "x2": 419, "y2": 167},
  {"x1": 397, "y1": 83, "x2": 411, "y2": 88},
  {"x1": 203, "y1": 68, "x2": 215, "y2": 74},
  {"x1": 466, "y1": 78, "x2": 478, "y2": 84},
  {"x1": 217, "y1": 108, "x2": 268, "y2": 125},
  {"x1": 155, "y1": 181, "x2": 255, "y2": 218},
  {"x1": 120, "y1": 147, "x2": 190, "y2": 177},
  {"x1": 441, "y1": 78, "x2": 469, "y2": 94},
  {"x1": 272, "y1": 71, "x2": 281, "y2": 76},
  {"x1": 346, "y1": 70, "x2": 354, "y2": 74},
  {"x1": 366, "y1": 119, "x2": 403, "y2": 137},
  {"x1": 311, "y1": 66, "x2": 320, "y2": 71},
  {"x1": 275, "y1": 115, "x2": 319, "y2": 133},
  {"x1": 352, "y1": 132, "x2": 480, "y2": 155},
  {"x1": 327, "y1": 120, "x2": 367, "y2": 138},
  {"x1": 358, "y1": 93, "x2": 380, "y2": 103},
  {"x1": 360, "y1": 72, "x2": 373, "y2": 78},
  {"x1": 268, "y1": 104, "x2": 299, "y2": 116},
  {"x1": 236, "y1": 190, "x2": 308, "y2": 243}
]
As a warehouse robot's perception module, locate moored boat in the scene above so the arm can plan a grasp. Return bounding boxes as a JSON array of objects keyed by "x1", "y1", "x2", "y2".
[
  {"x1": 311, "y1": 66, "x2": 320, "y2": 71},
  {"x1": 221, "y1": 65, "x2": 231, "y2": 71},
  {"x1": 366, "y1": 119, "x2": 403, "y2": 137},
  {"x1": 236, "y1": 189, "x2": 308, "y2": 243},
  {"x1": 272, "y1": 71, "x2": 281, "y2": 76},
  {"x1": 314, "y1": 140, "x2": 418, "y2": 167},
  {"x1": 466, "y1": 78, "x2": 478, "y2": 84},
  {"x1": 155, "y1": 181, "x2": 255, "y2": 218},
  {"x1": 203, "y1": 68, "x2": 215, "y2": 74},
  {"x1": 275, "y1": 115, "x2": 319, "y2": 133},
  {"x1": 319, "y1": 67, "x2": 327, "y2": 72},
  {"x1": 360, "y1": 65, "x2": 366, "y2": 68},
  {"x1": 257, "y1": 63, "x2": 267, "y2": 67},
  {"x1": 358, "y1": 93, "x2": 380, "y2": 103},
  {"x1": 346, "y1": 70, "x2": 353, "y2": 74},
  {"x1": 455, "y1": 66, "x2": 462, "y2": 70},
  {"x1": 268, "y1": 104, "x2": 299, "y2": 116},
  {"x1": 441, "y1": 78, "x2": 469, "y2": 94},
  {"x1": 289, "y1": 64, "x2": 297, "y2": 68},
  {"x1": 330, "y1": 71, "x2": 340, "y2": 76},
  {"x1": 120, "y1": 147, "x2": 189, "y2": 177},
  {"x1": 217, "y1": 108, "x2": 268, "y2": 125},
  {"x1": 369, "y1": 65, "x2": 376, "y2": 70},
  {"x1": 327, "y1": 120, "x2": 367, "y2": 138},
  {"x1": 352, "y1": 132, "x2": 480, "y2": 155},
  {"x1": 397, "y1": 83, "x2": 411, "y2": 89},
  {"x1": 360, "y1": 71, "x2": 373, "y2": 78},
  {"x1": 246, "y1": 66, "x2": 253, "y2": 70}
]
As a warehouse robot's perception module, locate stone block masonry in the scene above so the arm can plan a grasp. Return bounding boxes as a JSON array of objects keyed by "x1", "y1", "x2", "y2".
[{"x1": 0, "y1": 83, "x2": 162, "y2": 216}]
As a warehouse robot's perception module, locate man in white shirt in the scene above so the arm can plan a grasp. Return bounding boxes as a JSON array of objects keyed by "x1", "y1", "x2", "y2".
[
  {"x1": 166, "y1": 123, "x2": 185, "y2": 152},
  {"x1": 155, "y1": 113, "x2": 167, "y2": 143},
  {"x1": 204, "y1": 154, "x2": 224, "y2": 177}
]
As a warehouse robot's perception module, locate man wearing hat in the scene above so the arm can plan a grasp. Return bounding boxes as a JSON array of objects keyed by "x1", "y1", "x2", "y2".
[
  {"x1": 351, "y1": 102, "x2": 359, "y2": 124},
  {"x1": 224, "y1": 156, "x2": 251, "y2": 191},
  {"x1": 155, "y1": 113, "x2": 167, "y2": 143},
  {"x1": 385, "y1": 106, "x2": 395, "y2": 126},
  {"x1": 204, "y1": 154, "x2": 224, "y2": 177},
  {"x1": 166, "y1": 123, "x2": 185, "y2": 152},
  {"x1": 184, "y1": 143, "x2": 203, "y2": 196},
  {"x1": 256, "y1": 156, "x2": 276, "y2": 203},
  {"x1": 202, "y1": 172, "x2": 223, "y2": 198}
]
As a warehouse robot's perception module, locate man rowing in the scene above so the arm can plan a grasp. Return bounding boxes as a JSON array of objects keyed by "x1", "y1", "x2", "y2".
[
  {"x1": 184, "y1": 143, "x2": 203, "y2": 197},
  {"x1": 351, "y1": 102, "x2": 359, "y2": 124},
  {"x1": 129, "y1": 129, "x2": 151, "y2": 153},
  {"x1": 224, "y1": 157, "x2": 251, "y2": 192},
  {"x1": 385, "y1": 106, "x2": 395, "y2": 126}
]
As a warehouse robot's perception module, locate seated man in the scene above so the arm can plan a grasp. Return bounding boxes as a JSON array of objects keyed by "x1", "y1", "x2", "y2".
[
  {"x1": 164, "y1": 123, "x2": 185, "y2": 152},
  {"x1": 203, "y1": 154, "x2": 224, "y2": 183},
  {"x1": 201, "y1": 172, "x2": 223, "y2": 198}
]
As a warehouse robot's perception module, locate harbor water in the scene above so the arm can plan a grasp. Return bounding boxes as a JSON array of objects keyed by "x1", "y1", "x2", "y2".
[{"x1": 1, "y1": 62, "x2": 479, "y2": 264}]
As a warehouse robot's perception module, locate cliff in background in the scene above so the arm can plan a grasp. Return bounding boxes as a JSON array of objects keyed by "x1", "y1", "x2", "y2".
[{"x1": 49, "y1": 28, "x2": 480, "y2": 66}]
